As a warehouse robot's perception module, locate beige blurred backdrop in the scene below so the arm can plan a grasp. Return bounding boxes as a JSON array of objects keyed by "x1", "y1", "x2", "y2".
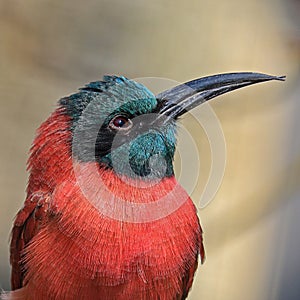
[{"x1": 1, "y1": 1, "x2": 299, "y2": 299}]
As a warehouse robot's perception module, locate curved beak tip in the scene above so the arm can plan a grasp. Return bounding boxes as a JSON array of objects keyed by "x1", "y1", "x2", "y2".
[
  {"x1": 156, "y1": 72, "x2": 286, "y2": 118},
  {"x1": 276, "y1": 75, "x2": 286, "y2": 81}
]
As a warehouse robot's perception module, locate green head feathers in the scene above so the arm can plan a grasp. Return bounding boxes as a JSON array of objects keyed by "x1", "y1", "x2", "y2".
[
  {"x1": 60, "y1": 73, "x2": 285, "y2": 180},
  {"x1": 60, "y1": 75, "x2": 177, "y2": 179}
]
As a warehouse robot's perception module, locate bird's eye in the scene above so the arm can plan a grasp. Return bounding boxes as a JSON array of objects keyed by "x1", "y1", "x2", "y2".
[{"x1": 109, "y1": 115, "x2": 133, "y2": 131}]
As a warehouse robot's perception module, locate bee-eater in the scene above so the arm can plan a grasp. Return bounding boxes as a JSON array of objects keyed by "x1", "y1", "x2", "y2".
[{"x1": 3, "y1": 72, "x2": 284, "y2": 300}]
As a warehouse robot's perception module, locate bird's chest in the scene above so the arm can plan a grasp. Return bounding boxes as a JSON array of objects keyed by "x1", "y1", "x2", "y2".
[
  {"x1": 48, "y1": 176, "x2": 199, "y2": 283},
  {"x1": 73, "y1": 211, "x2": 197, "y2": 285},
  {"x1": 25, "y1": 179, "x2": 201, "y2": 299},
  {"x1": 67, "y1": 206, "x2": 199, "y2": 299}
]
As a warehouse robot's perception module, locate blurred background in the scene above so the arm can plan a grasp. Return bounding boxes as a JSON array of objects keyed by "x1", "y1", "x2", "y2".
[{"x1": 0, "y1": 0, "x2": 299, "y2": 299}]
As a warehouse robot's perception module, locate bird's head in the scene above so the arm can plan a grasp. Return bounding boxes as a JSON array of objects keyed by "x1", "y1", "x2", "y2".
[{"x1": 58, "y1": 73, "x2": 284, "y2": 182}]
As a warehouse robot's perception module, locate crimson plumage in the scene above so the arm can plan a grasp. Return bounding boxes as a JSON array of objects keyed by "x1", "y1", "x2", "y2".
[
  {"x1": 8, "y1": 87, "x2": 204, "y2": 300},
  {"x1": 3, "y1": 73, "x2": 284, "y2": 299}
]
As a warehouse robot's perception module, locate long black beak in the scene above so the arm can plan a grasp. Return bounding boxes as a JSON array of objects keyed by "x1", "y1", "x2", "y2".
[{"x1": 156, "y1": 72, "x2": 285, "y2": 119}]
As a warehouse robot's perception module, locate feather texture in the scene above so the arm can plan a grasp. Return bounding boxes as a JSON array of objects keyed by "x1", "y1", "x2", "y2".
[{"x1": 6, "y1": 107, "x2": 204, "y2": 299}]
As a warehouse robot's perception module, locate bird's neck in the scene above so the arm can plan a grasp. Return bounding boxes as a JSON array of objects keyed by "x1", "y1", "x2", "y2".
[
  {"x1": 58, "y1": 161, "x2": 188, "y2": 223},
  {"x1": 27, "y1": 108, "x2": 73, "y2": 194},
  {"x1": 27, "y1": 108, "x2": 177, "y2": 202},
  {"x1": 73, "y1": 160, "x2": 179, "y2": 203}
]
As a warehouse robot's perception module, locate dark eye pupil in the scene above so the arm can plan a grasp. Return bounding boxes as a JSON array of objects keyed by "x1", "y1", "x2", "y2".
[
  {"x1": 113, "y1": 116, "x2": 128, "y2": 128},
  {"x1": 109, "y1": 115, "x2": 132, "y2": 131}
]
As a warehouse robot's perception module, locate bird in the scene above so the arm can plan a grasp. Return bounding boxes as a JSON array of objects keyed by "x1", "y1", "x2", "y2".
[{"x1": 2, "y1": 72, "x2": 285, "y2": 300}]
